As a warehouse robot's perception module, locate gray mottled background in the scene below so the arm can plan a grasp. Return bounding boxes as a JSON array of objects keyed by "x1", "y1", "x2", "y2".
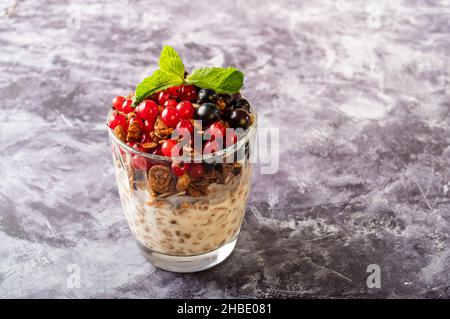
[{"x1": 1, "y1": 0, "x2": 450, "y2": 298}]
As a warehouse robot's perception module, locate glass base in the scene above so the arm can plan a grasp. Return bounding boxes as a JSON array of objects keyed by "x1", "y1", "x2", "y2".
[{"x1": 137, "y1": 238, "x2": 237, "y2": 273}]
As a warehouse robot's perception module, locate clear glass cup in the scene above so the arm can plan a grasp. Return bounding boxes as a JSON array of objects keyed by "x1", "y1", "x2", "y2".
[{"x1": 108, "y1": 105, "x2": 257, "y2": 272}]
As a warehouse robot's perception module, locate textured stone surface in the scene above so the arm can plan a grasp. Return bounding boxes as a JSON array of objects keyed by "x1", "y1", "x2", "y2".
[{"x1": 1, "y1": 0, "x2": 450, "y2": 298}]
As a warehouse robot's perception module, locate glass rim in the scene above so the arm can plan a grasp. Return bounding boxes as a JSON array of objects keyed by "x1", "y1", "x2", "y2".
[{"x1": 107, "y1": 100, "x2": 258, "y2": 162}]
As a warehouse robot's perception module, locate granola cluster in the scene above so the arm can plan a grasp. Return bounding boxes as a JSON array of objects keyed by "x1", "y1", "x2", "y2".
[
  {"x1": 150, "y1": 118, "x2": 174, "y2": 144},
  {"x1": 144, "y1": 162, "x2": 242, "y2": 197}
]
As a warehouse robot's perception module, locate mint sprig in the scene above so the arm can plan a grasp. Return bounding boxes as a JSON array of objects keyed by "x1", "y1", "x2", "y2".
[
  {"x1": 186, "y1": 67, "x2": 243, "y2": 94},
  {"x1": 133, "y1": 46, "x2": 244, "y2": 106},
  {"x1": 134, "y1": 70, "x2": 184, "y2": 105},
  {"x1": 158, "y1": 45, "x2": 185, "y2": 81}
]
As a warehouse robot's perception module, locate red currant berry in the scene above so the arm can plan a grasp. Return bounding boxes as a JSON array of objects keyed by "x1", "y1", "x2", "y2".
[
  {"x1": 161, "y1": 139, "x2": 181, "y2": 157},
  {"x1": 171, "y1": 162, "x2": 191, "y2": 177},
  {"x1": 108, "y1": 112, "x2": 127, "y2": 129},
  {"x1": 207, "y1": 122, "x2": 226, "y2": 141},
  {"x1": 157, "y1": 91, "x2": 171, "y2": 105},
  {"x1": 152, "y1": 147, "x2": 163, "y2": 156},
  {"x1": 163, "y1": 99, "x2": 178, "y2": 109},
  {"x1": 136, "y1": 100, "x2": 158, "y2": 122},
  {"x1": 179, "y1": 84, "x2": 197, "y2": 101},
  {"x1": 166, "y1": 85, "x2": 180, "y2": 98},
  {"x1": 143, "y1": 120, "x2": 155, "y2": 134},
  {"x1": 203, "y1": 140, "x2": 221, "y2": 155},
  {"x1": 189, "y1": 163, "x2": 204, "y2": 179},
  {"x1": 161, "y1": 107, "x2": 180, "y2": 127},
  {"x1": 132, "y1": 156, "x2": 148, "y2": 170},
  {"x1": 175, "y1": 119, "x2": 194, "y2": 139},
  {"x1": 176, "y1": 101, "x2": 195, "y2": 119},
  {"x1": 225, "y1": 130, "x2": 238, "y2": 147},
  {"x1": 112, "y1": 96, "x2": 126, "y2": 111},
  {"x1": 122, "y1": 99, "x2": 134, "y2": 114},
  {"x1": 127, "y1": 142, "x2": 136, "y2": 148}
]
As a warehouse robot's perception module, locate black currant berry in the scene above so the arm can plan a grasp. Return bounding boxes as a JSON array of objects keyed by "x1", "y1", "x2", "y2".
[
  {"x1": 220, "y1": 110, "x2": 232, "y2": 122},
  {"x1": 194, "y1": 103, "x2": 220, "y2": 127},
  {"x1": 218, "y1": 94, "x2": 235, "y2": 110},
  {"x1": 229, "y1": 108, "x2": 251, "y2": 129},
  {"x1": 197, "y1": 89, "x2": 218, "y2": 104},
  {"x1": 232, "y1": 92, "x2": 242, "y2": 100},
  {"x1": 234, "y1": 98, "x2": 251, "y2": 112}
]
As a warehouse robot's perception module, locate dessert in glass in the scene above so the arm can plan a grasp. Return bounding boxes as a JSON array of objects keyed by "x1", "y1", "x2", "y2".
[{"x1": 107, "y1": 47, "x2": 256, "y2": 272}]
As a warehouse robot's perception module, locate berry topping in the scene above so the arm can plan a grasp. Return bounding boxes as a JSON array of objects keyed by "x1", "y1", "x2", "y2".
[
  {"x1": 108, "y1": 46, "x2": 251, "y2": 200},
  {"x1": 179, "y1": 84, "x2": 197, "y2": 101},
  {"x1": 132, "y1": 156, "x2": 148, "y2": 170},
  {"x1": 220, "y1": 110, "x2": 232, "y2": 122},
  {"x1": 161, "y1": 139, "x2": 181, "y2": 157},
  {"x1": 234, "y1": 98, "x2": 251, "y2": 112},
  {"x1": 143, "y1": 120, "x2": 155, "y2": 133},
  {"x1": 108, "y1": 112, "x2": 127, "y2": 129},
  {"x1": 203, "y1": 140, "x2": 221, "y2": 155},
  {"x1": 152, "y1": 147, "x2": 163, "y2": 156},
  {"x1": 218, "y1": 94, "x2": 235, "y2": 110},
  {"x1": 194, "y1": 103, "x2": 220, "y2": 127},
  {"x1": 175, "y1": 119, "x2": 194, "y2": 139},
  {"x1": 233, "y1": 92, "x2": 242, "y2": 100},
  {"x1": 122, "y1": 99, "x2": 134, "y2": 114},
  {"x1": 229, "y1": 109, "x2": 250, "y2": 129},
  {"x1": 157, "y1": 91, "x2": 171, "y2": 105},
  {"x1": 136, "y1": 100, "x2": 159, "y2": 122},
  {"x1": 207, "y1": 122, "x2": 227, "y2": 141},
  {"x1": 112, "y1": 96, "x2": 126, "y2": 111},
  {"x1": 161, "y1": 107, "x2": 180, "y2": 127},
  {"x1": 165, "y1": 85, "x2": 180, "y2": 98},
  {"x1": 171, "y1": 162, "x2": 191, "y2": 177},
  {"x1": 176, "y1": 101, "x2": 195, "y2": 119},
  {"x1": 197, "y1": 88, "x2": 218, "y2": 104},
  {"x1": 163, "y1": 99, "x2": 178, "y2": 109},
  {"x1": 189, "y1": 163, "x2": 204, "y2": 179},
  {"x1": 225, "y1": 130, "x2": 238, "y2": 147}
]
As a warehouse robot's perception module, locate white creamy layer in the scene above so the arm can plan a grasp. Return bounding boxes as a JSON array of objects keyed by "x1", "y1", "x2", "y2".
[{"x1": 115, "y1": 163, "x2": 252, "y2": 256}]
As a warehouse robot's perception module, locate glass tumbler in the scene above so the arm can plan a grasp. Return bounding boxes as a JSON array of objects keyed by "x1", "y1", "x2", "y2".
[{"x1": 108, "y1": 107, "x2": 257, "y2": 272}]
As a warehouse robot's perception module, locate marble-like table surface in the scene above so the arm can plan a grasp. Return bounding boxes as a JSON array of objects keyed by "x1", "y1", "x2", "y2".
[{"x1": 1, "y1": 0, "x2": 450, "y2": 298}]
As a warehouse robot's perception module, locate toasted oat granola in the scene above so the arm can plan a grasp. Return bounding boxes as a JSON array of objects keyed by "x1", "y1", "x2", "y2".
[{"x1": 148, "y1": 165, "x2": 173, "y2": 193}]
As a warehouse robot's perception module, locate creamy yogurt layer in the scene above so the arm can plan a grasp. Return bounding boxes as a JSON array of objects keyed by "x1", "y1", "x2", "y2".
[{"x1": 114, "y1": 159, "x2": 252, "y2": 256}]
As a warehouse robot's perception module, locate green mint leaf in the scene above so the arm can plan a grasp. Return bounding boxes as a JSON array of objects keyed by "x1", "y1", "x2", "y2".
[
  {"x1": 159, "y1": 45, "x2": 185, "y2": 81},
  {"x1": 186, "y1": 67, "x2": 244, "y2": 94},
  {"x1": 133, "y1": 69, "x2": 184, "y2": 106}
]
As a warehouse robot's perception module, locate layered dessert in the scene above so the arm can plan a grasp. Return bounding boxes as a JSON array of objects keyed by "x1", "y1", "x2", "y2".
[{"x1": 107, "y1": 46, "x2": 256, "y2": 259}]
